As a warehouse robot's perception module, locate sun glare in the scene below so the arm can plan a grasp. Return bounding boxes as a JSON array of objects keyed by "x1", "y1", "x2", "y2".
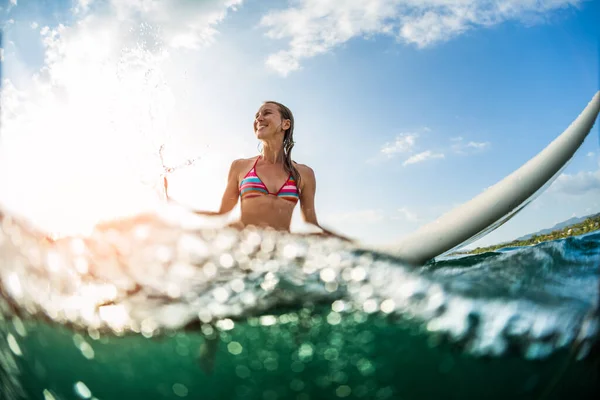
[
  {"x1": 0, "y1": 26, "x2": 178, "y2": 237},
  {"x1": 2, "y1": 8, "x2": 249, "y2": 238}
]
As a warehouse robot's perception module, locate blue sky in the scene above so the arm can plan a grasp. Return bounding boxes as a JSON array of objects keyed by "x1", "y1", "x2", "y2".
[{"x1": 0, "y1": 0, "x2": 598, "y2": 248}]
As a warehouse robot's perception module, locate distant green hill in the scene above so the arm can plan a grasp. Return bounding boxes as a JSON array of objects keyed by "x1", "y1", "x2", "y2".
[
  {"x1": 454, "y1": 213, "x2": 600, "y2": 256},
  {"x1": 516, "y1": 212, "x2": 600, "y2": 241}
]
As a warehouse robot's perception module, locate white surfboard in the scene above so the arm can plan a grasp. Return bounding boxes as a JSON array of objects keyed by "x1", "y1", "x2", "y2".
[{"x1": 384, "y1": 91, "x2": 600, "y2": 265}]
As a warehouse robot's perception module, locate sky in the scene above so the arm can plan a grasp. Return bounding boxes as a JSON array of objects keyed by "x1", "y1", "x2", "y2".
[{"x1": 0, "y1": 0, "x2": 598, "y2": 249}]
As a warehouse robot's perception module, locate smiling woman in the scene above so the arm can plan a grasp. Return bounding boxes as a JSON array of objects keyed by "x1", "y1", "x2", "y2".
[{"x1": 167, "y1": 101, "x2": 350, "y2": 240}]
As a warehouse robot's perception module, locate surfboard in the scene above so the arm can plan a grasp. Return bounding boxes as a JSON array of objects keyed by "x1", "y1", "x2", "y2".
[{"x1": 384, "y1": 91, "x2": 600, "y2": 265}]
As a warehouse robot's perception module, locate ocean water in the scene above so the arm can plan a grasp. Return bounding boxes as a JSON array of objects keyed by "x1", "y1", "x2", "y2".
[{"x1": 0, "y1": 207, "x2": 599, "y2": 400}]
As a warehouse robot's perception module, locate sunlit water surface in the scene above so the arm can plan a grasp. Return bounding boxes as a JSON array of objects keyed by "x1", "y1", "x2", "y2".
[{"x1": 0, "y1": 208, "x2": 598, "y2": 400}]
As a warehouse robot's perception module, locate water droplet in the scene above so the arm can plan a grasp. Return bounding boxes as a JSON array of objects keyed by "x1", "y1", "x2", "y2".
[
  {"x1": 12, "y1": 317, "x2": 27, "y2": 337},
  {"x1": 201, "y1": 324, "x2": 214, "y2": 336},
  {"x1": 380, "y1": 299, "x2": 395, "y2": 314},
  {"x1": 79, "y1": 342, "x2": 95, "y2": 360},
  {"x1": 227, "y1": 341, "x2": 243, "y2": 355},
  {"x1": 356, "y1": 358, "x2": 375, "y2": 376},
  {"x1": 283, "y1": 244, "x2": 298, "y2": 259},
  {"x1": 216, "y1": 319, "x2": 234, "y2": 331},
  {"x1": 219, "y1": 253, "x2": 235, "y2": 268},
  {"x1": 99, "y1": 304, "x2": 129, "y2": 330},
  {"x1": 327, "y1": 253, "x2": 342, "y2": 267},
  {"x1": 264, "y1": 357, "x2": 279, "y2": 371},
  {"x1": 298, "y1": 343, "x2": 313, "y2": 361},
  {"x1": 236, "y1": 365, "x2": 251, "y2": 378},
  {"x1": 175, "y1": 344, "x2": 189, "y2": 357},
  {"x1": 7, "y1": 334, "x2": 22, "y2": 356},
  {"x1": 203, "y1": 262, "x2": 217, "y2": 278},
  {"x1": 167, "y1": 283, "x2": 181, "y2": 298},
  {"x1": 331, "y1": 300, "x2": 346, "y2": 313},
  {"x1": 230, "y1": 279, "x2": 245, "y2": 293},
  {"x1": 279, "y1": 314, "x2": 290, "y2": 324},
  {"x1": 213, "y1": 287, "x2": 230, "y2": 303},
  {"x1": 324, "y1": 348, "x2": 339, "y2": 361},
  {"x1": 260, "y1": 315, "x2": 277, "y2": 326},
  {"x1": 87, "y1": 328, "x2": 100, "y2": 341},
  {"x1": 291, "y1": 361, "x2": 305, "y2": 372},
  {"x1": 260, "y1": 237, "x2": 275, "y2": 253},
  {"x1": 327, "y1": 312, "x2": 342, "y2": 326},
  {"x1": 156, "y1": 246, "x2": 173, "y2": 263},
  {"x1": 42, "y1": 389, "x2": 57, "y2": 400},
  {"x1": 320, "y1": 268, "x2": 336, "y2": 283},
  {"x1": 74, "y1": 381, "x2": 92, "y2": 399},
  {"x1": 172, "y1": 383, "x2": 188, "y2": 397},
  {"x1": 351, "y1": 267, "x2": 366, "y2": 282},
  {"x1": 6, "y1": 273, "x2": 22, "y2": 298},
  {"x1": 198, "y1": 310, "x2": 212, "y2": 324},
  {"x1": 336, "y1": 385, "x2": 352, "y2": 398},
  {"x1": 362, "y1": 299, "x2": 378, "y2": 313},
  {"x1": 141, "y1": 318, "x2": 158, "y2": 338}
]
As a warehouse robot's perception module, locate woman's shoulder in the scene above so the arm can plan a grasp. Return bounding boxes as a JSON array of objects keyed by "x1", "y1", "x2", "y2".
[
  {"x1": 231, "y1": 156, "x2": 259, "y2": 170},
  {"x1": 293, "y1": 161, "x2": 315, "y2": 178}
]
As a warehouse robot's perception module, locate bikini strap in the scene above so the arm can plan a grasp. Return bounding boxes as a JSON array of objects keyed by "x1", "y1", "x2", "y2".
[{"x1": 252, "y1": 155, "x2": 261, "y2": 170}]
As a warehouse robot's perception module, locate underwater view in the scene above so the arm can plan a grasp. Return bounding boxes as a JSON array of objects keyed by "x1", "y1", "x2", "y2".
[
  {"x1": 1, "y1": 0, "x2": 600, "y2": 399},
  {"x1": 0, "y1": 210, "x2": 599, "y2": 399}
]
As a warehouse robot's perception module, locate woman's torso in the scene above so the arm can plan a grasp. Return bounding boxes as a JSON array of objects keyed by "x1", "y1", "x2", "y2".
[{"x1": 237, "y1": 156, "x2": 300, "y2": 231}]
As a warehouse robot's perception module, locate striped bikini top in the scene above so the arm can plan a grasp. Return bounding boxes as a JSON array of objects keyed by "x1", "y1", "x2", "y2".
[{"x1": 239, "y1": 157, "x2": 299, "y2": 204}]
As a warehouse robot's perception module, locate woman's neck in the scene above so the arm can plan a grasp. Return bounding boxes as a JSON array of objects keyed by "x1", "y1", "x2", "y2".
[{"x1": 261, "y1": 141, "x2": 285, "y2": 164}]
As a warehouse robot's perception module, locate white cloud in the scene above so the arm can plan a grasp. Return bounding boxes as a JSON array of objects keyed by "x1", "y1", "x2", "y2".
[
  {"x1": 587, "y1": 151, "x2": 595, "y2": 157},
  {"x1": 393, "y1": 207, "x2": 419, "y2": 222},
  {"x1": 403, "y1": 150, "x2": 444, "y2": 166},
  {"x1": 380, "y1": 133, "x2": 418, "y2": 157},
  {"x1": 65, "y1": 0, "x2": 243, "y2": 50},
  {"x1": 30, "y1": 22, "x2": 38, "y2": 29},
  {"x1": 466, "y1": 141, "x2": 490, "y2": 149},
  {"x1": 451, "y1": 136, "x2": 491, "y2": 154},
  {"x1": 549, "y1": 169, "x2": 600, "y2": 195},
  {"x1": 74, "y1": 0, "x2": 93, "y2": 14},
  {"x1": 259, "y1": 0, "x2": 583, "y2": 76},
  {"x1": 375, "y1": 131, "x2": 487, "y2": 165}
]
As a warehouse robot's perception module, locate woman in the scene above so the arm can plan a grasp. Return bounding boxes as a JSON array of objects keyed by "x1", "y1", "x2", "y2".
[{"x1": 168, "y1": 101, "x2": 348, "y2": 240}]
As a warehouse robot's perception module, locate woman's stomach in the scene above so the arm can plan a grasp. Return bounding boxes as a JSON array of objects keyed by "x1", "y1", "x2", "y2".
[{"x1": 240, "y1": 196, "x2": 296, "y2": 231}]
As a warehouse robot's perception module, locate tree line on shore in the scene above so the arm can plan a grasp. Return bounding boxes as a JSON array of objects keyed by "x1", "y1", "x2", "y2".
[{"x1": 454, "y1": 213, "x2": 600, "y2": 255}]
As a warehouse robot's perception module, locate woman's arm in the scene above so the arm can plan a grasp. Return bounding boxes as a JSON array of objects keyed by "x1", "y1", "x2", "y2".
[
  {"x1": 166, "y1": 160, "x2": 241, "y2": 216},
  {"x1": 299, "y1": 165, "x2": 353, "y2": 242}
]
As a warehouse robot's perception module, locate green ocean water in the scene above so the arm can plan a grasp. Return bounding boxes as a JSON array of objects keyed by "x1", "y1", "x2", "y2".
[
  {"x1": 4, "y1": 309, "x2": 598, "y2": 400},
  {"x1": 1, "y1": 211, "x2": 599, "y2": 400}
]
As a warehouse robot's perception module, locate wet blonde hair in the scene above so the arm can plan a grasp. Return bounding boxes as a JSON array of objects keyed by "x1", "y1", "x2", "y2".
[{"x1": 263, "y1": 101, "x2": 301, "y2": 190}]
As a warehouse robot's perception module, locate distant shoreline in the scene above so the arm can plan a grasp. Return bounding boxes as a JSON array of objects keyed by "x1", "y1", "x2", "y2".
[{"x1": 452, "y1": 214, "x2": 600, "y2": 256}]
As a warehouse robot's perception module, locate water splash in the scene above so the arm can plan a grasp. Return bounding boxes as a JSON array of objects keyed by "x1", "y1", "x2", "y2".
[{"x1": 1, "y1": 207, "x2": 598, "y2": 361}]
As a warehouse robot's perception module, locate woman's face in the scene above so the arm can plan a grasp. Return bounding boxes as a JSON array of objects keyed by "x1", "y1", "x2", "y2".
[{"x1": 254, "y1": 103, "x2": 289, "y2": 140}]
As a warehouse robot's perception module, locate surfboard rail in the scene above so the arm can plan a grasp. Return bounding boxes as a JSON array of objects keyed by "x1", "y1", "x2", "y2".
[{"x1": 384, "y1": 91, "x2": 600, "y2": 265}]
